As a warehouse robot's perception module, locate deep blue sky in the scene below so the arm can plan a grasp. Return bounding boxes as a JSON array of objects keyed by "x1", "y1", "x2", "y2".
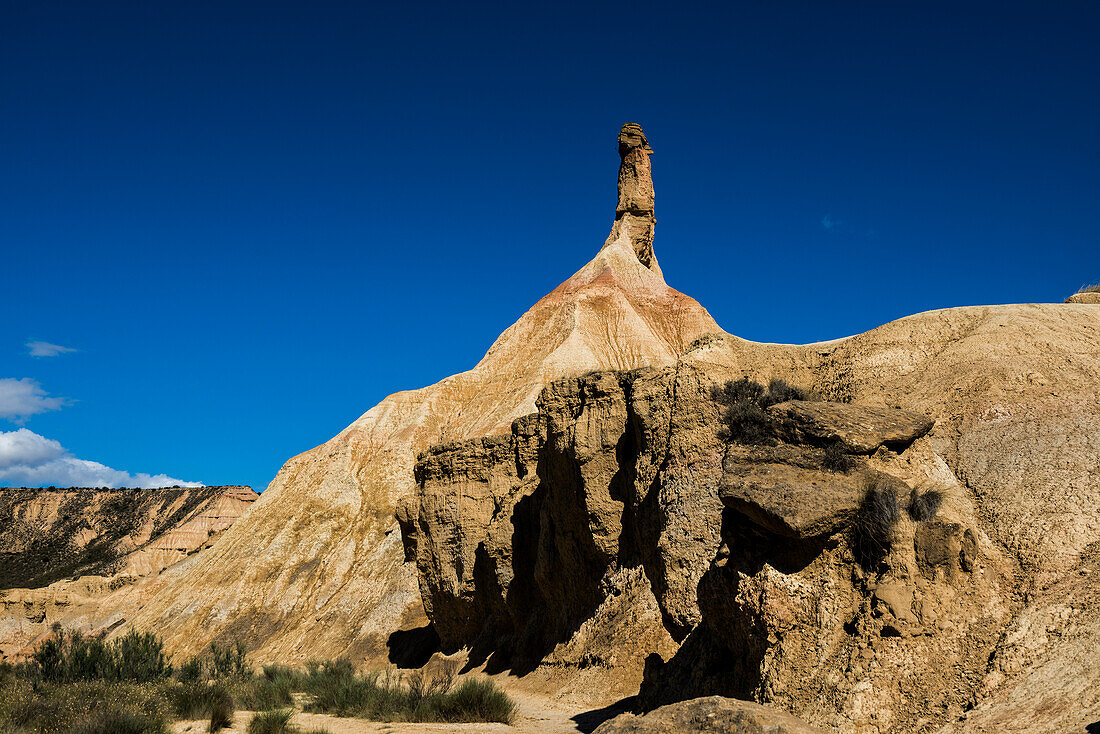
[{"x1": 2, "y1": 1, "x2": 1097, "y2": 491}]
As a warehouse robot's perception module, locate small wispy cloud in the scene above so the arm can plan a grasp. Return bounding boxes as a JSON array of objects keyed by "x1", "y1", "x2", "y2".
[
  {"x1": 0, "y1": 378, "x2": 71, "y2": 424},
  {"x1": 27, "y1": 341, "x2": 77, "y2": 358},
  {"x1": 0, "y1": 427, "x2": 202, "y2": 489},
  {"x1": 821, "y1": 214, "x2": 843, "y2": 231}
]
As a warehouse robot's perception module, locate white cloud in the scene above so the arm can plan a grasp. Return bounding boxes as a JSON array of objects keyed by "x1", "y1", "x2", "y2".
[
  {"x1": 0, "y1": 378, "x2": 70, "y2": 423},
  {"x1": 27, "y1": 341, "x2": 77, "y2": 357},
  {"x1": 0, "y1": 428, "x2": 202, "y2": 489}
]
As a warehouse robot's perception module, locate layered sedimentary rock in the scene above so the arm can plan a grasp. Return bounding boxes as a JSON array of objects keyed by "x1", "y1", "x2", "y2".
[
  {"x1": 0, "y1": 485, "x2": 256, "y2": 658},
  {"x1": 604, "y1": 122, "x2": 658, "y2": 274},
  {"x1": 72, "y1": 123, "x2": 722, "y2": 664},
  {"x1": 404, "y1": 299, "x2": 1100, "y2": 732}
]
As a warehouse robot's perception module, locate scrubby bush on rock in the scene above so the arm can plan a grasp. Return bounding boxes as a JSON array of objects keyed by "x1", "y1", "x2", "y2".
[{"x1": 711, "y1": 378, "x2": 816, "y2": 444}]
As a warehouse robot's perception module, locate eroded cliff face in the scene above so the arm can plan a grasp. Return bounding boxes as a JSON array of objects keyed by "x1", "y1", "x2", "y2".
[
  {"x1": 403, "y1": 300, "x2": 1100, "y2": 732},
  {"x1": 402, "y1": 366, "x2": 1009, "y2": 731},
  {"x1": 84, "y1": 123, "x2": 723, "y2": 664},
  {"x1": 0, "y1": 485, "x2": 256, "y2": 659}
]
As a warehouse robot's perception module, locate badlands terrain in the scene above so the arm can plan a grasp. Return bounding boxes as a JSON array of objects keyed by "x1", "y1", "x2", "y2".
[{"x1": 3, "y1": 124, "x2": 1099, "y2": 733}]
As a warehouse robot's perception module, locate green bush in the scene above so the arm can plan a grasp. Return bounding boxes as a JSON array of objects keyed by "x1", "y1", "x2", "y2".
[
  {"x1": 298, "y1": 660, "x2": 513, "y2": 724},
  {"x1": 210, "y1": 641, "x2": 250, "y2": 679},
  {"x1": 176, "y1": 656, "x2": 204, "y2": 683},
  {"x1": 31, "y1": 630, "x2": 171, "y2": 684}
]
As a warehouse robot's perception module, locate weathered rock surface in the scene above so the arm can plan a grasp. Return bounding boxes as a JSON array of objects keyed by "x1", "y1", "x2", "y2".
[
  {"x1": 1065, "y1": 291, "x2": 1100, "y2": 304},
  {"x1": 0, "y1": 485, "x2": 256, "y2": 658},
  {"x1": 403, "y1": 370, "x2": 1014, "y2": 731},
  {"x1": 605, "y1": 123, "x2": 659, "y2": 274},
  {"x1": 592, "y1": 696, "x2": 824, "y2": 734},
  {"x1": 718, "y1": 445, "x2": 899, "y2": 538},
  {"x1": 52, "y1": 123, "x2": 722, "y2": 664},
  {"x1": 767, "y1": 400, "x2": 933, "y2": 453}
]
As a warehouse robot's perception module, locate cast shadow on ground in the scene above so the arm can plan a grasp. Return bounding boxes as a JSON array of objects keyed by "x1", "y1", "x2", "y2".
[{"x1": 571, "y1": 696, "x2": 637, "y2": 733}]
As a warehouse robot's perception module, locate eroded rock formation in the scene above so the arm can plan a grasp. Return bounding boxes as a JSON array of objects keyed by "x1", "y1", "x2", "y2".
[
  {"x1": 72, "y1": 123, "x2": 720, "y2": 664},
  {"x1": 0, "y1": 485, "x2": 256, "y2": 659},
  {"x1": 604, "y1": 123, "x2": 659, "y2": 274},
  {"x1": 9, "y1": 122, "x2": 1100, "y2": 732},
  {"x1": 400, "y1": 367, "x2": 1013, "y2": 731}
]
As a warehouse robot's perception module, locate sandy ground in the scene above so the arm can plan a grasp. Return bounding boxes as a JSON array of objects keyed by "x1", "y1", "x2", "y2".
[{"x1": 171, "y1": 688, "x2": 629, "y2": 734}]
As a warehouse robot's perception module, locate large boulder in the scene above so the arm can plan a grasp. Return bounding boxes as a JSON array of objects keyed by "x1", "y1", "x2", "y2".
[
  {"x1": 592, "y1": 696, "x2": 823, "y2": 734},
  {"x1": 767, "y1": 400, "x2": 933, "y2": 453}
]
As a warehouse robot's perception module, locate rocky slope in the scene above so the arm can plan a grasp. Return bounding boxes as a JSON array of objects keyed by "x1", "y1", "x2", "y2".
[
  {"x1": 402, "y1": 300, "x2": 1100, "y2": 732},
  {"x1": 82, "y1": 123, "x2": 722, "y2": 664},
  {"x1": 0, "y1": 485, "x2": 256, "y2": 658}
]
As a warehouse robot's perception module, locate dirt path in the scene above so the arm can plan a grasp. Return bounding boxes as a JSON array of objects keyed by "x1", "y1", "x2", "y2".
[{"x1": 171, "y1": 688, "x2": 624, "y2": 734}]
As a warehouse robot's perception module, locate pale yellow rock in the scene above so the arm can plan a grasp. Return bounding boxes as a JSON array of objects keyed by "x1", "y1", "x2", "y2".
[{"x1": 98, "y1": 124, "x2": 721, "y2": 663}]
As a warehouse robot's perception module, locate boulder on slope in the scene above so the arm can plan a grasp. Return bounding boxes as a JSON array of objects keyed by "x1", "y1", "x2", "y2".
[
  {"x1": 767, "y1": 399, "x2": 933, "y2": 453},
  {"x1": 592, "y1": 696, "x2": 823, "y2": 734}
]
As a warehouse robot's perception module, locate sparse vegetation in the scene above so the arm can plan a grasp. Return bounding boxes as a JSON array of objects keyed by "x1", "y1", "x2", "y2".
[
  {"x1": 853, "y1": 481, "x2": 901, "y2": 569},
  {"x1": 32, "y1": 628, "x2": 171, "y2": 684},
  {"x1": 711, "y1": 378, "x2": 817, "y2": 444},
  {"x1": 821, "y1": 441, "x2": 855, "y2": 472},
  {"x1": 245, "y1": 708, "x2": 329, "y2": 734},
  {"x1": 908, "y1": 487, "x2": 944, "y2": 521},
  {"x1": 0, "y1": 679, "x2": 171, "y2": 734},
  {"x1": 298, "y1": 658, "x2": 514, "y2": 723},
  {"x1": 0, "y1": 631, "x2": 512, "y2": 733},
  {"x1": 248, "y1": 708, "x2": 296, "y2": 734},
  {"x1": 1077, "y1": 283, "x2": 1100, "y2": 294}
]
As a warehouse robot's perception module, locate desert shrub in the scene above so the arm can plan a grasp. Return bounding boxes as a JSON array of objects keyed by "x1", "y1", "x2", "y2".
[
  {"x1": 112, "y1": 632, "x2": 171, "y2": 683},
  {"x1": 31, "y1": 630, "x2": 170, "y2": 684},
  {"x1": 247, "y1": 708, "x2": 295, "y2": 734},
  {"x1": 299, "y1": 659, "x2": 513, "y2": 724},
  {"x1": 1077, "y1": 283, "x2": 1100, "y2": 294},
  {"x1": 416, "y1": 677, "x2": 516, "y2": 724},
  {"x1": 210, "y1": 641, "x2": 250, "y2": 679},
  {"x1": 235, "y1": 673, "x2": 294, "y2": 712},
  {"x1": 821, "y1": 441, "x2": 854, "y2": 472},
  {"x1": 68, "y1": 709, "x2": 168, "y2": 734},
  {"x1": 761, "y1": 378, "x2": 810, "y2": 407},
  {"x1": 0, "y1": 680, "x2": 170, "y2": 734},
  {"x1": 908, "y1": 488, "x2": 944, "y2": 522},
  {"x1": 853, "y1": 481, "x2": 901, "y2": 569},
  {"x1": 176, "y1": 656, "x2": 204, "y2": 683},
  {"x1": 207, "y1": 689, "x2": 234, "y2": 733},
  {"x1": 711, "y1": 378, "x2": 817, "y2": 444},
  {"x1": 711, "y1": 379, "x2": 771, "y2": 444},
  {"x1": 169, "y1": 681, "x2": 235, "y2": 721}
]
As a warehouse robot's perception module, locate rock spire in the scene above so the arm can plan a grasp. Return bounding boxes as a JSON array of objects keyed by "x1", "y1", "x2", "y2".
[{"x1": 604, "y1": 122, "x2": 659, "y2": 274}]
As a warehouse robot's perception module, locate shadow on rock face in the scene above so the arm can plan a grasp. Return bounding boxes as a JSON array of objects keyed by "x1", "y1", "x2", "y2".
[{"x1": 386, "y1": 623, "x2": 441, "y2": 668}]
